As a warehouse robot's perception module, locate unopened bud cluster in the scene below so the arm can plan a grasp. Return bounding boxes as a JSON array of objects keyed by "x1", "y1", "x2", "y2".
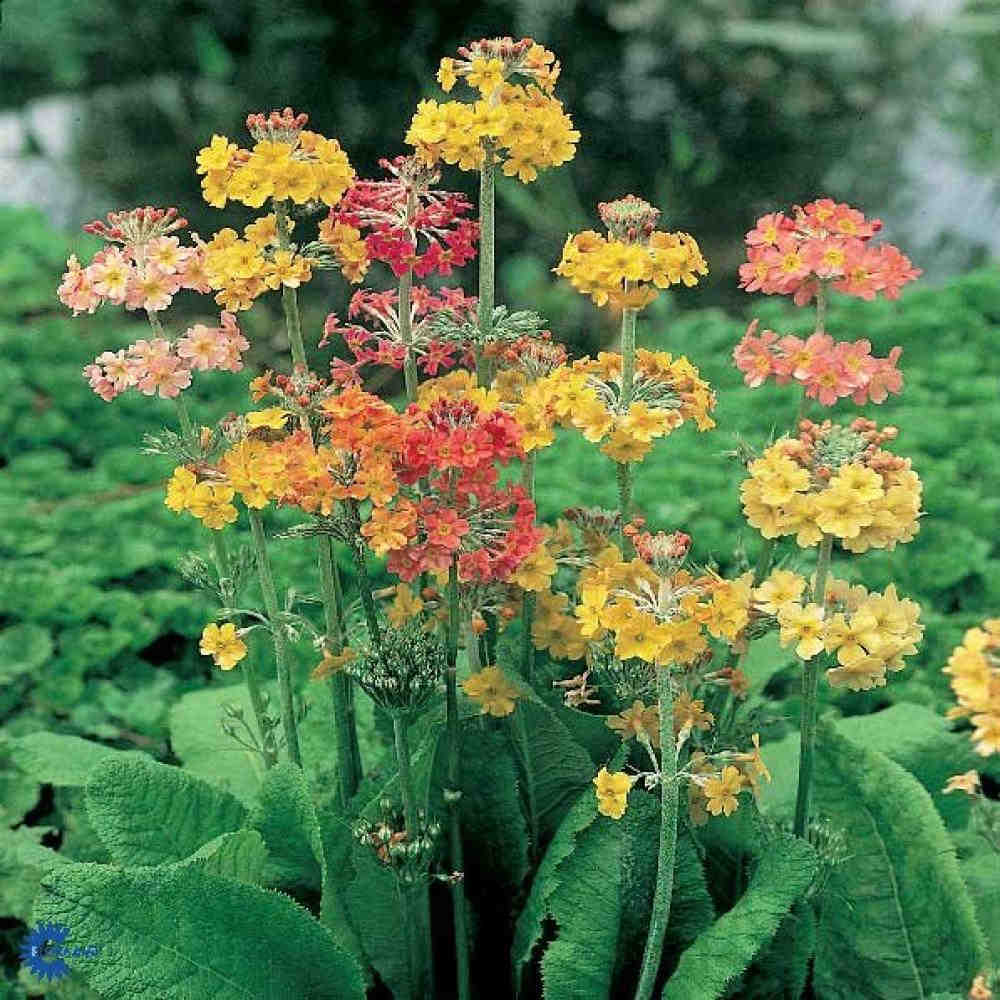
[
  {"x1": 354, "y1": 797, "x2": 442, "y2": 885},
  {"x1": 350, "y1": 621, "x2": 446, "y2": 712}
]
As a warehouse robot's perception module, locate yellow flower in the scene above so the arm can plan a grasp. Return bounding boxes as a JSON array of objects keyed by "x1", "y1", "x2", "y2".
[
  {"x1": 437, "y1": 57, "x2": 458, "y2": 92},
  {"x1": 227, "y1": 166, "x2": 274, "y2": 209},
  {"x1": 606, "y1": 700, "x2": 660, "y2": 747},
  {"x1": 512, "y1": 544, "x2": 558, "y2": 592},
  {"x1": 601, "y1": 428, "x2": 652, "y2": 464},
  {"x1": 593, "y1": 767, "x2": 634, "y2": 819},
  {"x1": 246, "y1": 408, "x2": 292, "y2": 430},
  {"x1": 575, "y1": 585, "x2": 609, "y2": 639},
  {"x1": 462, "y1": 665, "x2": 521, "y2": 717},
  {"x1": 703, "y1": 765, "x2": 744, "y2": 817},
  {"x1": 826, "y1": 655, "x2": 887, "y2": 691},
  {"x1": 199, "y1": 622, "x2": 248, "y2": 670},
  {"x1": 387, "y1": 584, "x2": 424, "y2": 627},
  {"x1": 777, "y1": 602, "x2": 826, "y2": 660},
  {"x1": 942, "y1": 770, "x2": 980, "y2": 796},
  {"x1": 754, "y1": 568, "x2": 807, "y2": 615},
  {"x1": 196, "y1": 134, "x2": 237, "y2": 174},
  {"x1": 188, "y1": 483, "x2": 239, "y2": 530},
  {"x1": 467, "y1": 56, "x2": 505, "y2": 95},
  {"x1": 615, "y1": 614, "x2": 669, "y2": 662},
  {"x1": 165, "y1": 466, "x2": 198, "y2": 513},
  {"x1": 673, "y1": 690, "x2": 714, "y2": 736},
  {"x1": 813, "y1": 486, "x2": 875, "y2": 539}
]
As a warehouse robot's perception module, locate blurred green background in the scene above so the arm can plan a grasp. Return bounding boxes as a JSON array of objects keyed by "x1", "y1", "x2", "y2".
[{"x1": 1, "y1": 4, "x2": 1000, "y2": 987}]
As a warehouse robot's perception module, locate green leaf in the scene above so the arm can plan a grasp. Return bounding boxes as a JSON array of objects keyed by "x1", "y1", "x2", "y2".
[
  {"x1": 168, "y1": 683, "x2": 267, "y2": 806},
  {"x1": 171, "y1": 829, "x2": 268, "y2": 884},
  {"x1": 811, "y1": 723, "x2": 988, "y2": 999},
  {"x1": 5, "y1": 732, "x2": 150, "y2": 786},
  {"x1": 661, "y1": 834, "x2": 818, "y2": 1000},
  {"x1": 739, "y1": 903, "x2": 817, "y2": 1000},
  {"x1": 85, "y1": 756, "x2": 247, "y2": 866},
  {"x1": 0, "y1": 622, "x2": 52, "y2": 680},
  {"x1": 34, "y1": 863, "x2": 366, "y2": 999},
  {"x1": 958, "y1": 841, "x2": 1000, "y2": 964},
  {"x1": 0, "y1": 827, "x2": 67, "y2": 920},
  {"x1": 741, "y1": 632, "x2": 796, "y2": 697},
  {"x1": 249, "y1": 761, "x2": 325, "y2": 890}
]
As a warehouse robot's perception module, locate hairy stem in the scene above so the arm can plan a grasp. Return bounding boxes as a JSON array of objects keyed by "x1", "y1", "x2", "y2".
[
  {"x1": 247, "y1": 508, "x2": 302, "y2": 767},
  {"x1": 445, "y1": 558, "x2": 471, "y2": 1000},
  {"x1": 400, "y1": 188, "x2": 420, "y2": 402},
  {"x1": 476, "y1": 141, "x2": 495, "y2": 388},
  {"x1": 634, "y1": 668, "x2": 678, "y2": 1000},
  {"x1": 274, "y1": 200, "x2": 307, "y2": 368},
  {"x1": 318, "y1": 534, "x2": 360, "y2": 805},
  {"x1": 520, "y1": 452, "x2": 536, "y2": 682},
  {"x1": 617, "y1": 302, "x2": 638, "y2": 537},
  {"x1": 793, "y1": 532, "x2": 833, "y2": 837}
]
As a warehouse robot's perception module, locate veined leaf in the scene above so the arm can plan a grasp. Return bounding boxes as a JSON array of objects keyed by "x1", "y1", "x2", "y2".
[
  {"x1": 5, "y1": 732, "x2": 150, "y2": 787},
  {"x1": 85, "y1": 756, "x2": 247, "y2": 866},
  {"x1": 811, "y1": 722, "x2": 988, "y2": 999},
  {"x1": 661, "y1": 834, "x2": 818, "y2": 1000},
  {"x1": 34, "y1": 863, "x2": 366, "y2": 999},
  {"x1": 170, "y1": 830, "x2": 268, "y2": 884}
]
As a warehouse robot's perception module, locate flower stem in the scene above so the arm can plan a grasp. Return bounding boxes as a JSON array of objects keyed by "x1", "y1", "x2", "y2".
[
  {"x1": 400, "y1": 188, "x2": 420, "y2": 402},
  {"x1": 274, "y1": 200, "x2": 307, "y2": 369},
  {"x1": 752, "y1": 537, "x2": 777, "y2": 587},
  {"x1": 445, "y1": 558, "x2": 471, "y2": 1000},
  {"x1": 793, "y1": 532, "x2": 833, "y2": 838},
  {"x1": 520, "y1": 453, "x2": 536, "y2": 682},
  {"x1": 174, "y1": 394, "x2": 194, "y2": 438},
  {"x1": 345, "y1": 501, "x2": 382, "y2": 648},
  {"x1": 247, "y1": 508, "x2": 302, "y2": 767},
  {"x1": 634, "y1": 667, "x2": 678, "y2": 1000},
  {"x1": 617, "y1": 302, "x2": 638, "y2": 538},
  {"x1": 476, "y1": 141, "x2": 495, "y2": 388},
  {"x1": 318, "y1": 534, "x2": 360, "y2": 806}
]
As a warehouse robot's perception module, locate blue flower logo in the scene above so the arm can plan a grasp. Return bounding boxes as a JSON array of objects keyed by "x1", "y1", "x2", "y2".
[{"x1": 19, "y1": 922, "x2": 72, "y2": 982}]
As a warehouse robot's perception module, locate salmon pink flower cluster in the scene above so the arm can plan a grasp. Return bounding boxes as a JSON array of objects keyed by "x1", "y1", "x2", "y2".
[
  {"x1": 739, "y1": 198, "x2": 921, "y2": 305},
  {"x1": 325, "y1": 155, "x2": 479, "y2": 279},
  {"x1": 733, "y1": 319, "x2": 903, "y2": 406},
  {"x1": 58, "y1": 207, "x2": 209, "y2": 316},
  {"x1": 323, "y1": 287, "x2": 477, "y2": 384},
  {"x1": 83, "y1": 313, "x2": 247, "y2": 401}
]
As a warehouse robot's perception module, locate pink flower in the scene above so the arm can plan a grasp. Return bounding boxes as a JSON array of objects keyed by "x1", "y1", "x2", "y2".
[
  {"x1": 57, "y1": 256, "x2": 101, "y2": 315},
  {"x1": 138, "y1": 355, "x2": 192, "y2": 398},
  {"x1": 95, "y1": 349, "x2": 137, "y2": 390},
  {"x1": 854, "y1": 347, "x2": 903, "y2": 404},
  {"x1": 733, "y1": 319, "x2": 780, "y2": 388},
  {"x1": 834, "y1": 339, "x2": 876, "y2": 390},
  {"x1": 745, "y1": 212, "x2": 791, "y2": 247},
  {"x1": 177, "y1": 323, "x2": 225, "y2": 371},
  {"x1": 125, "y1": 265, "x2": 181, "y2": 312},
  {"x1": 803, "y1": 355, "x2": 851, "y2": 406},
  {"x1": 89, "y1": 248, "x2": 133, "y2": 304},
  {"x1": 144, "y1": 236, "x2": 185, "y2": 273}
]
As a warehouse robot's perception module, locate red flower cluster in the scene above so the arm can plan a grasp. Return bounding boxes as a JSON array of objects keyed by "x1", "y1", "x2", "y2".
[
  {"x1": 323, "y1": 287, "x2": 477, "y2": 384},
  {"x1": 371, "y1": 398, "x2": 542, "y2": 582},
  {"x1": 739, "y1": 199, "x2": 920, "y2": 306},
  {"x1": 733, "y1": 319, "x2": 903, "y2": 406},
  {"x1": 328, "y1": 156, "x2": 479, "y2": 278}
]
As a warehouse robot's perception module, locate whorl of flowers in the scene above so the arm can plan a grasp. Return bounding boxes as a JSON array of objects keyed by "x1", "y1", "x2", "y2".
[
  {"x1": 741, "y1": 418, "x2": 922, "y2": 551},
  {"x1": 322, "y1": 155, "x2": 479, "y2": 282},
  {"x1": 364, "y1": 393, "x2": 543, "y2": 583},
  {"x1": 195, "y1": 107, "x2": 355, "y2": 210},
  {"x1": 555, "y1": 195, "x2": 708, "y2": 310},
  {"x1": 406, "y1": 37, "x2": 578, "y2": 183},
  {"x1": 351, "y1": 621, "x2": 446, "y2": 713},
  {"x1": 58, "y1": 207, "x2": 208, "y2": 317},
  {"x1": 322, "y1": 287, "x2": 478, "y2": 386},
  {"x1": 197, "y1": 215, "x2": 314, "y2": 312},
  {"x1": 944, "y1": 618, "x2": 1000, "y2": 757},
  {"x1": 734, "y1": 319, "x2": 904, "y2": 407},
  {"x1": 84, "y1": 312, "x2": 248, "y2": 402},
  {"x1": 739, "y1": 198, "x2": 921, "y2": 306},
  {"x1": 539, "y1": 349, "x2": 716, "y2": 463},
  {"x1": 768, "y1": 572, "x2": 923, "y2": 692}
]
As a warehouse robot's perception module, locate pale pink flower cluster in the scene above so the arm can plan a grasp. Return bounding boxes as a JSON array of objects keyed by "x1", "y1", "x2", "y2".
[
  {"x1": 738, "y1": 199, "x2": 921, "y2": 306},
  {"x1": 58, "y1": 238, "x2": 210, "y2": 316},
  {"x1": 83, "y1": 313, "x2": 249, "y2": 401},
  {"x1": 733, "y1": 319, "x2": 903, "y2": 406}
]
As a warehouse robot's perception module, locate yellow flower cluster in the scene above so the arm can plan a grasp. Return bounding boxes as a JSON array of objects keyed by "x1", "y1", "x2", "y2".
[
  {"x1": 199, "y1": 622, "x2": 248, "y2": 669},
  {"x1": 462, "y1": 665, "x2": 521, "y2": 717},
  {"x1": 944, "y1": 618, "x2": 1000, "y2": 756},
  {"x1": 201, "y1": 220, "x2": 313, "y2": 312},
  {"x1": 164, "y1": 467, "x2": 238, "y2": 530},
  {"x1": 594, "y1": 767, "x2": 634, "y2": 819},
  {"x1": 317, "y1": 218, "x2": 369, "y2": 284},
  {"x1": 741, "y1": 424, "x2": 922, "y2": 551},
  {"x1": 775, "y1": 576, "x2": 923, "y2": 691},
  {"x1": 218, "y1": 438, "x2": 290, "y2": 509},
  {"x1": 532, "y1": 589, "x2": 588, "y2": 661},
  {"x1": 533, "y1": 350, "x2": 715, "y2": 464},
  {"x1": 555, "y1": 228, "x2": 708, "y2": 310},
  {"x1": 196, "y1": 129, "x2": 354, "y2": 210},
  {"x1": 407, "y1": 38, "x2": 577, "y2": 183}
]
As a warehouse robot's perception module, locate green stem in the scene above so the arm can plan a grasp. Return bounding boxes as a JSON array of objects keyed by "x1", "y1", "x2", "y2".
[
  {"x1": 345, "y1": 502, "x2": 382, "y2": 648},
  {"x1": 617, "y1": 302, "x2": 638, "y2": 539},
  {"x1": 248, "y1": 508, "x2": 302, "y2": 767},
  {"x1": 174, "y1": 395, "x2": 194, "y2": 438},
  {"x1": 793, "y1": 532, "x2": 833, "y2": 838},
  {"x1": 510, "y1": 706, "x2": 539, "y2": 861},
  {"x1": 634, "y1": 668, "x2": 678, "y2": 1000},
  {"x1": 521, "y1": 452, "x2": 536, "y2": 681},
  {"x1": 445, "y1": 558, "x2": 471, "y2": 1000},
  {"x1": 400, "y1": 188, "x2": 419, "y2": 402},
  {"x1": 476, "y1": 141, "x2": 495, "y2": 388},
  {"x1": 274, "y1": 200, "x2": 307, "y2": 369},
  {"x1": 318, "y1": 535, "x2": 360, "y2": 806},
  {"x1": 752, "y1": 537, "x2": 777, "y2": 587}
]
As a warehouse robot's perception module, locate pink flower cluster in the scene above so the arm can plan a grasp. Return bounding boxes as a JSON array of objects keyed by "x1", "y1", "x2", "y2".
[
  {"x1": 83, "y1": 313, "x2": 248, "y2": 401},
  {"x1": 323, "y1": 287, "x2": 477, "y2": 385},
  {"x1": 739, "y1": 198, "x2": 921, "y2": 306},
  {"x1": 58, "y1": 240, "x2": 208, "y2": 317},
  {"x1": 330, "y1": 156, "x2": 479, "y2": 278},
  {"x1": 733, "y1": 319, "x2": 903, "y2": 406}
]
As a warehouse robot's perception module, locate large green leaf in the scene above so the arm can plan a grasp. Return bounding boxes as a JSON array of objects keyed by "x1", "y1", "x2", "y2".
[
  {"x1": 0, "y1": 827, "x2": 67, "y2": 920},
  {"x1": 5, "y1": 732, "x2": 150, "y2": 787},
  {"x1": 811, "y1": 723, "x2": 988, "y2": 999},
  {"x1": 168, "y1": 683, "x2": 267, "y2": 806},
  {"x1": 661, "y1": 834, "x2": 818, "y2": 1000},
  {"x1": 170, "y1": 830, "x2": 268, "y2": 884},
  {"x1": 739, "y1": 903, "x2": 817, "y2": 1000},
  {"x1": 34, "y1": 863, "x2": 366, "y2": 999},
  {"x1": 85, "y1": 756, "x2": 247, "y2": 866}
]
